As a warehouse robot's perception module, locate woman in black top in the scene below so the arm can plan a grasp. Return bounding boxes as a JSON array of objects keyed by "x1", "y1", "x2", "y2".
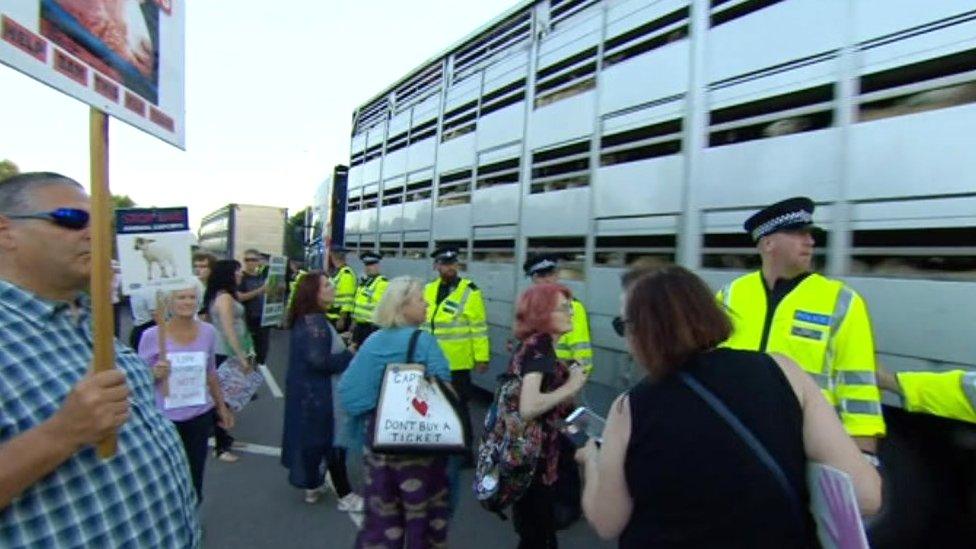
[
  {"x1": 511, "y1": 283, "x2": 588, "y2": 549},
  {"x1": 575, "y1": 266, "x2": 881, "y2": 547}
]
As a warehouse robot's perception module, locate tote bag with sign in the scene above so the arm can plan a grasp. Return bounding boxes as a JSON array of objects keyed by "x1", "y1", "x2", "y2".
[{"x1": 370, "y1": 330, "x2": 468, "y2": 454}]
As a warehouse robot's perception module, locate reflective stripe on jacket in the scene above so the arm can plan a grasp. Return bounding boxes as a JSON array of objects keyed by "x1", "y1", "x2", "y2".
[
  {"x1": 718, "y1": 271, "x2": 886, "y2": 437},
  {"x1": 328, "y1": 265, "x2": 357, "y2": 320},
  {"x1": 555, "y1": 298, "x2": 593, "y2": 373},
  {"x1": 422, "y1": 278, "x2": 489, "y2": 371},
  {"x1": 897, "y1": 370, "x2": 976, "y2": 424},
  {"x1": 352, "y1": 275, "x2": 388, "y2": 324}
]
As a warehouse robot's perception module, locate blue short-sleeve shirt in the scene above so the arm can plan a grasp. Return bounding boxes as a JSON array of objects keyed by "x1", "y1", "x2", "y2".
[{"x1": 0, "y1": 280, "x2": 201, "y2": 548}]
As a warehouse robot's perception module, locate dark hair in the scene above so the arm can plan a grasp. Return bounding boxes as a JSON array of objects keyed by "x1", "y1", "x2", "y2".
[
  {"x1": 513, "y1": 283, "x2": 572, "y2": 340},
  {"x1": 192, "y1": 251, "x2": 216, "y2": 268},
  {"x1": 203, "y1": 259, "x2": 241, "y2": 312},
  {"x1": 623, "y1": 265, "x2": 732, "y2": 378},
  {"x1": 287, "y1": 270, "x2": 326, "y2": 327}
]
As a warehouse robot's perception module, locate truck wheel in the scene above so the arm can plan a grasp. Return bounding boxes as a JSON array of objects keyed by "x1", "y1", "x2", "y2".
[{"x1": 865, "y1": 426, "x2": 936, "y2": 548}]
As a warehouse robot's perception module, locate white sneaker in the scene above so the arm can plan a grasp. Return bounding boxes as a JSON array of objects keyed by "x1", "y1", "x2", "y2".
[
  {"x1": 304, "y1": 487, "x2": 324, "y2": 504},
  {"x1": 324, "y1": 472, "x2": 336, "y2": 496},
  {"x1": 337, "y1": 493, "x2": 364, "y2": 513}
]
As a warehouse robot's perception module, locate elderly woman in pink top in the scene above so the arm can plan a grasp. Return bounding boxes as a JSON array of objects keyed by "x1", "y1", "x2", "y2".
[{"x1": 138, "y1": 285, "x2": 235, "y2": 503}]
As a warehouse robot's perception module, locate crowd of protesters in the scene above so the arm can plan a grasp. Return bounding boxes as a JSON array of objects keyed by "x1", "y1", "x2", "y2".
[{"x1": 0, "y1": 171, "x2": 885, "y2": 549}]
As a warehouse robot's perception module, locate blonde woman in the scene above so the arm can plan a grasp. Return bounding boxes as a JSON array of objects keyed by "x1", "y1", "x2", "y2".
[
  {"x1": 339, "y1": 276, "x2": 452, "y2": 549},
  {"x1": 138, "y1": 284, "x2": 234, "y2": 503}
]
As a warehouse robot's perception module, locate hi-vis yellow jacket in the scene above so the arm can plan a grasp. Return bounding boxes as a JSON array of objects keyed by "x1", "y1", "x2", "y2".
[
  {"x1": 896, "y1": 370, "x2": 976, "y2": 424},
  {"x1": 718, "y1": 271, "x2": 886, "y2": 437},
  {"x1": 555, "y1": 298, "x2": 593, "y2": 373},
  {"x1": 328, "y1": 265, "x2": 357, "y2": 321},
  {"x1": 286, "y1": 270, "x2": 307, "y2": 314},
  {"x1": 352, "y1": 275, "x2": 388, "y2": 324},
  {"x1": 423, "y1": 278, "x2": 489, "y2": 371}
]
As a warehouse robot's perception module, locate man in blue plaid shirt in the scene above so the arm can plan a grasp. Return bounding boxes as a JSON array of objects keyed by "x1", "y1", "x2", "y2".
[{"x1": 0, "y1": 173, "x2": 200, "y2": 548}]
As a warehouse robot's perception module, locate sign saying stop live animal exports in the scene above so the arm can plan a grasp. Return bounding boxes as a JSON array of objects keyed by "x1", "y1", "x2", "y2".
[
  {"x1": 115, "y1": 207, "x2": 192, "y2": 295},
  {"x1": 372, "y1": 364, "x2": 465, "y2": 452},
  {"x1": 0, "y1": 1, "x2": 185, "y2": 147}
]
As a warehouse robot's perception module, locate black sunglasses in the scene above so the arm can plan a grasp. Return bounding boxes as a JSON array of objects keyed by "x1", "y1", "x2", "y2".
[
  {"x1": 7, "y1": 208, "x2": 90, "y2": 230},
  {"x1": 611, "y1": 316, "x2": 632, "y2": 337}
]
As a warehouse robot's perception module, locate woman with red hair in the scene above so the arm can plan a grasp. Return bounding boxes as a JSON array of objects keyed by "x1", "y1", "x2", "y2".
[{"x1": 510, "y1": 283, "x2": 588, "y2": 548}]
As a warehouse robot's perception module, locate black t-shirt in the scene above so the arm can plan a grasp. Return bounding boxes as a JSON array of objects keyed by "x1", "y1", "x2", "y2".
[
  {"x1": 239, "y1": 271, "x2": 266, "y2": 319},
  {"x1": 621, "y1": 348, "x2": 817, "y2": 548},
  {"x1": 520, "y1": 333, "x2": 557, "y2": 378}
]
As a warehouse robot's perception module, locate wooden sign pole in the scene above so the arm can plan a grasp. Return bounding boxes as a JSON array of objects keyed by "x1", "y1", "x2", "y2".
[
  {"x1": 154, "y1": 292, "x2": 169, "y2": 397},
  {"x1": 89, "y1": 108, "x2": 117, "y2": 459}
]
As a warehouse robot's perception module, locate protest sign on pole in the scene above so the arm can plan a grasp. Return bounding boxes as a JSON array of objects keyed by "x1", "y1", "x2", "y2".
[
  {"x1": 115, "y1": 207, "x2": 193, "y2": 295},
  {"x1": 261, "y1": 255, "x2": 288, "y2": 327},
  {"x1": 2, "y1": 2, "x2": 186, "y2": 459},
  {"x1": 0, "y1": 1, "x2": 186, "y2": 148}
]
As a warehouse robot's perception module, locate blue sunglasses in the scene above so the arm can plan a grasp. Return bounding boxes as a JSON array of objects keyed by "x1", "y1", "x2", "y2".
[{"x1": 7, "y1": 208, "x2": 90, "y2": 230}]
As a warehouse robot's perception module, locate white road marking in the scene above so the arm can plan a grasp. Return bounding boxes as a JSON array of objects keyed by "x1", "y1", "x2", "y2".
[
  {"x1": 259, "y1": 364, "x2": 284, "y2": 398},
  {"x1": 208, "y1": 438, "x2": 282, "y2": 457},
  {"x1": 206, "y1": 438, "x2": 364, "y2": 529}
]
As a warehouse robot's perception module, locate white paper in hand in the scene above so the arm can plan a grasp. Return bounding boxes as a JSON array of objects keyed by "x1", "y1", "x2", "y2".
[
  {"x1": 807, "y1": 462, "x2": 869, "y2": 549},
  {"x1": 163, "y1": 352, "x2": 208, "y2": 410}
]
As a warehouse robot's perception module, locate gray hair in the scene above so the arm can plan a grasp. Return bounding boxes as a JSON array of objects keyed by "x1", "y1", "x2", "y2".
[
  {"x1": 0, "y1": 172, "x2": 83, "y2": 215},
  {"x1": 373, "y1": 276, "x2": 425, "y2": 328},
  {"x1": 163, "y1": 280, "x2": 204, "y2": 315}
]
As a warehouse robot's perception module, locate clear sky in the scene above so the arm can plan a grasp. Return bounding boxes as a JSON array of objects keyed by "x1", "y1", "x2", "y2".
[{"x1": 1, "y1": 0, "x2": 519, "y2": 230}]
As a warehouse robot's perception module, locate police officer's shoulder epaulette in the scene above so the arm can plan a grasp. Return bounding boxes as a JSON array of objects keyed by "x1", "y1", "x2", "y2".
[
  {"x1": 466, "y1": 281, "x2": 479, "y2": 291},
  {"x1": 572, "y1": 297, "x2": 582, "y2": 304}
]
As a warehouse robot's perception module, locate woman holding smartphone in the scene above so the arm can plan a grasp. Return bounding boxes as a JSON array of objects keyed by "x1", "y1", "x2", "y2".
[{"x1": 510, "y1": 283, "x2": 589, "y2": 548}]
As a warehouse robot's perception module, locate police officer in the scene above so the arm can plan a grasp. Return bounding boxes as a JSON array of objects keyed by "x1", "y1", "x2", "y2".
[
  {"x1": 524, "y1": 254, "x2": 593, "y2": 373},
  {"x1": 718, "y1": 197, "x2": 885, "y2": 460},
  {"x1": 350, "y1": 251, "x2": 388, "y2": 348},
  {"x1": 424, "y1": 247, "x2": 489, "y2": 465},
  {"x1": 878, "y1": 366, "x2": 976, "y2": 424},
  {"x1": 524, "y1": 253, "x2": 591, "y2": 529},
  {"x1": 327, "y1": 246, "x2": 357, "y2": 332}
]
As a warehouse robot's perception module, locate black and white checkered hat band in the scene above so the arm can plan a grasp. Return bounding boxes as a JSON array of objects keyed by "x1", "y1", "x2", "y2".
[
  {"x1": 751, "y1": 211, "x2": 813, "y2": 241},
  {"x1": 529, "y1": 259, "x2": 557, "y2": 274}
]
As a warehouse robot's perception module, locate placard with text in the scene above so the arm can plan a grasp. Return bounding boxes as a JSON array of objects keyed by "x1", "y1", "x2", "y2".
[
  {"x1": 371, "y1": 363, "x2": 466, "y2": 454},
  {"x1": 116, "y1": 207, "x2": 192, "y2": 295},
  {"x1": 261, "y1": 255, "x2": 287, "y2": 327},
  {"x1": 1, "y1": 0, "x2": 185, "y2": 147}
]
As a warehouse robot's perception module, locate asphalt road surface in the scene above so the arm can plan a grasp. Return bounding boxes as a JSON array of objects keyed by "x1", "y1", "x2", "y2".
[{"x1": 187, "y1": 327, "x2": 615, "y2": 549}]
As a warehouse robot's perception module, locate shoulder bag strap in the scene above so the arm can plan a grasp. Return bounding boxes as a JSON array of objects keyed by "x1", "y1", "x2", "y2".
[
  {"x1": 678, "y1": 371, "x2": 805, "y2": 528},
  {"x1": 406, "y1": 329, "x2": 423, "y2": 363}
]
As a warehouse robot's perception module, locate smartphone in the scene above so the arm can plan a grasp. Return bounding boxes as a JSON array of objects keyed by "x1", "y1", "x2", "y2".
[{"x1": 562, "y1": 406, "x2": 605, "y2": 448}]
